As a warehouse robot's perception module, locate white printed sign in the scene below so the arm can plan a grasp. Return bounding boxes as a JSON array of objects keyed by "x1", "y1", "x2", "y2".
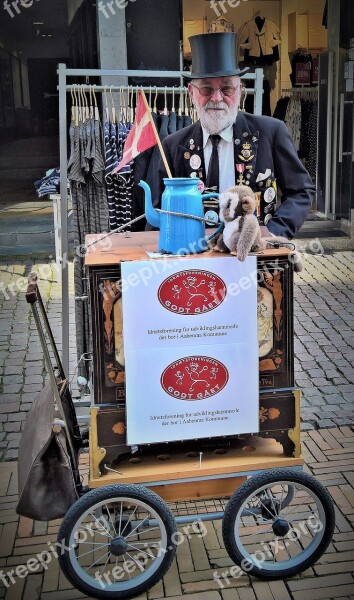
[{"x1": 121, "y1": 256, "x2": 259, "y2": 444}]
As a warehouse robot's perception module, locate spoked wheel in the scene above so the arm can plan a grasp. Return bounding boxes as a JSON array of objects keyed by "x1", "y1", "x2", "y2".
[
  {"x1": 222, "y1": 468, "x2": 335, "y2": 579},
  {"x1": 58, "y1": 484, "x2": 177, "y2": 599}
]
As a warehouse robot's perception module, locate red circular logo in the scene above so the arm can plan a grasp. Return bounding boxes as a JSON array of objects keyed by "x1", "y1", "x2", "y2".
[
  {"x1": 161, "y1": 356, "x2": 229, "y2": 401},
  {"x1": 158, "y1": 270, "x2": 226, "y2": 315}
]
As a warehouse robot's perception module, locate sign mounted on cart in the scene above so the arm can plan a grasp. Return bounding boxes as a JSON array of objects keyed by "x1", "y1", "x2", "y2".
[{"x1": 122, "y1": 256, "x2": 259, "y2": 444}]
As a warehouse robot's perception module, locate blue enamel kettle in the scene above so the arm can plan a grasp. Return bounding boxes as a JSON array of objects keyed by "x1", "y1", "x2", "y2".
[{"x1": 139, "y1": 177, "x2": 220, "y2": 255}]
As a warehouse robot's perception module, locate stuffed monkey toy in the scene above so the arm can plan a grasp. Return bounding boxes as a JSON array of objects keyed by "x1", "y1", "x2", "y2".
[
  {"x1": 212, "y1": 185, "x2": 264, "y2": 260},
  {"x1": 211, "y1": 185, "x2": 303, "y2": 272}
]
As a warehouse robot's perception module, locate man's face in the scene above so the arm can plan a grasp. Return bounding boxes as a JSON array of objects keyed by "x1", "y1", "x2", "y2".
[{"x1": 188, "y1": 76, "x2": 242, "y2": 134}]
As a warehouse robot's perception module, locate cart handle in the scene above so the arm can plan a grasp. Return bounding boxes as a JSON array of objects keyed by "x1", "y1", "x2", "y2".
[{"x1": 26, "y1": 272, "x2": 38, "y2": 304}]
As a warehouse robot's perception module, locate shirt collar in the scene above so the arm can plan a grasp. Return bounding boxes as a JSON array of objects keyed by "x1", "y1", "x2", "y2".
[{"x1": 202, "y1": 122, "x2": 234, "y2": 148}]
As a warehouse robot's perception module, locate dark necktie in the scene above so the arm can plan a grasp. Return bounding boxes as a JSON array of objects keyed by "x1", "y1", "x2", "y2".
[{"x1": 206, "y1": 134, "x2": 221, "y2": 191}]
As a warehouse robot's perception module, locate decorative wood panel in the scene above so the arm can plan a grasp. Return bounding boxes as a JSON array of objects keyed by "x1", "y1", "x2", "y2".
[
  {"x1": 89, "y1": 266, "x2": 125, "y2": 404},
  {"x1": 90, "y1": 388, "x2": 299, "y2": 475},
  {"x1": 258, "y1": 255, "x2": 294, "y2": 390}
]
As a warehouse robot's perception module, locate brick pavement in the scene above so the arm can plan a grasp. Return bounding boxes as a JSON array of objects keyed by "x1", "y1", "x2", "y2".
[
  {"x1": 0, "y1": 427, "x2": 353, "y2": 599},
  {"x1": 0, "y1": 251, "x2": 353, "y2": 460}
]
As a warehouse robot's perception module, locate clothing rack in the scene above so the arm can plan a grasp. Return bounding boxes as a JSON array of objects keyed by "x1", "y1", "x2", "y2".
[{"x1": 58, "y1": 64, "x2": 264, "y2": 376}]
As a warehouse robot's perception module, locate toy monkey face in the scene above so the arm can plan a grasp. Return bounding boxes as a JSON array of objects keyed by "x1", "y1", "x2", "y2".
[
  {"x1": 219, "y1": 190, "x2": 256, "y2": 223},
  {"x1": 219, "y1": 191, "x2": 242, "y2": 223}
]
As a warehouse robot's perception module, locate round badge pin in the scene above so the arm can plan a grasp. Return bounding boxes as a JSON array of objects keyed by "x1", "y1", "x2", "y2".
[
  {"x1": 184, "y1": 151, "x2": 191, "y2": 160},
  {"x1": 190, "y1": 154, "x2": 201, "y2": 170},
  {"x1": 197, "y1": 180, "x2": 205, "y2": 193},
  {"x1": 205, "y1": 210, "x2": 218, "y2": 224},
  {"x1": 264, "y1": 187, "x2": 276, "y2": 203},
  {"x1": 264, "y1": 213, "x2": 272, "y2": 224},
  {"x1": 190, "y1": 172, "x2": 197, "y2": 178}
]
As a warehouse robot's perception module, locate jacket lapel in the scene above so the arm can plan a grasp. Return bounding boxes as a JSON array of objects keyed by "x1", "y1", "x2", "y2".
[{"x1": 233, "y1": 112, "x2": 259, "y2": 190}]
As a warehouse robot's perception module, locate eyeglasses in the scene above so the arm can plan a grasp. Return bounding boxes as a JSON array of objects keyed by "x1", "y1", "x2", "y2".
[{"x1": 190, "y1": 83, "x2": 239, "y2": 98}]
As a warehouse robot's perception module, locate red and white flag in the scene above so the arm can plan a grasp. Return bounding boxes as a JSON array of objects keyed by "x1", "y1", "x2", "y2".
[{"x1": 113, "y1": 91, "x2": 158, "y2": 173}]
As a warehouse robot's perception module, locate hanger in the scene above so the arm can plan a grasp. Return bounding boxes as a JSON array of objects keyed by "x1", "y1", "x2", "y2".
[
  {"x1": 82, "y1": 86, "x2": 90, "y2": 121},
  {"x1": 163, "y1": 86, "x2": 168, "y2": 116},
  {"x1": 149, "y1": 86, "x2": 152, "y2": 111},
  {"x1": 76, "y1": 85, "x2": 83, "y2": 123},
  {"x1": 70, "y1": 87, "x2": 75, "y2": 123},
  {"x1": 92, "y1": 85, "x2": 99, "y2": 121},
  {"x1": 129, "y1": 86, "x2": 133, "y2": 122},
  {"x1": 110, "y1": 87, "x2": 116, "y2": 123},
  {"x1": 254, "y1": 2, "x2": 264, "y2": 19},
  {"x1": 119, "y1": 86, "x2": 124, "y2": 123},
  {"x1": 88, "y1": 86, "x2": 93, "y2": 119},
  {"x1": 171, "y1": 87, "x2": 175, "y2": 113},
  {"x1": 153, "y1": 86, "x2": 158, "y2": 114},
  {"x1": 178, "y1": 88, "x2": 184, "y2": 117},
  {"x1": 104, "y1": 87, "x2": 110, "y2": 122},
  {"x1": 240, "y1": 87, "x2": 247, "y2": 112},
  {"x1": 72, "y1": 86, "x2": 79, "y2": 126},
  {"x1": 184, "y1": 88, "x2": 190, "y2": 117}
]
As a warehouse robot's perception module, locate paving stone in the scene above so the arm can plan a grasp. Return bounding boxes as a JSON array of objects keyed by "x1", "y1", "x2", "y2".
[{"x1": 3, "y1": 422, "x2": 21, "y2": 433}]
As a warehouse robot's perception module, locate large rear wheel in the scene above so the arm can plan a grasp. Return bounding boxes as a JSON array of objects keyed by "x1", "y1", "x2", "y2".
[{"x1": 222, "y1": 468, "x2": 335, "y2": 579}]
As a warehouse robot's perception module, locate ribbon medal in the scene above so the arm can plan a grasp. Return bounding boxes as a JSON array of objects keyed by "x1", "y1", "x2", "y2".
[{"x1": 236, "y1": 163, "x2": 245, "y2": 185}]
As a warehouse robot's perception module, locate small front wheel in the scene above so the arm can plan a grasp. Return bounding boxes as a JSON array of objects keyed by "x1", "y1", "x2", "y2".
[
  {"x1": 222, "y1": 468, "x2": 335, "y2": 579},
  {"x1": 58, "y1": 484, "x2": 177, "y2": 599}
]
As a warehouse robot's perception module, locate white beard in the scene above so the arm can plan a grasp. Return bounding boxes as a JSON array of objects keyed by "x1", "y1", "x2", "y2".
[{"x1": 196, "y1": 100, "x2": 239, "y2": 134}]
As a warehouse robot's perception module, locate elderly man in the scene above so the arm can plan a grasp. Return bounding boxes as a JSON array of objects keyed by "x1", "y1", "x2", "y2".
[{"x1": 157, "y1": 33, "x2": 315, "y2": 240}]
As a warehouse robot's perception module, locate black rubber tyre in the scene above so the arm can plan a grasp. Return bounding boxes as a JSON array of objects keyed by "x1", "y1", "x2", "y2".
[
  {"x1": 58, "y1": 484, "x2": 177, "y2": 599},
  {"x1": 222, "y1": 468, "x2": 335, "y2": 579}
]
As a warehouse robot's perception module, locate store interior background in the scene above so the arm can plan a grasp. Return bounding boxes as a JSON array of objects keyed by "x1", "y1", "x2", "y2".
[
  {"x1": 183, "y1": 0, "x2": 326, "y2": 116},
  {"x1": 0, "y1": 0, "x2": 353, "y2": 246}
]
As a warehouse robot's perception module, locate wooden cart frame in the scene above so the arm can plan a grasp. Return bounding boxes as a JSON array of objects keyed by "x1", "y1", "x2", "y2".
[{"x1": 24, "y1": 237, "x2": 335, "y2": 600}]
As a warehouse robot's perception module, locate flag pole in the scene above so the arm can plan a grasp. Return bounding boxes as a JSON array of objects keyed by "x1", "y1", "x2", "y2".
[{"x1": 140, "y1": 90, "x2": 173, "y2": 179}]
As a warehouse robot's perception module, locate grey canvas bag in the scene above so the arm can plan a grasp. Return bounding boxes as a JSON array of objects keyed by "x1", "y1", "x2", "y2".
[{"x1": 16, "y1": 380, "x2": 80, "y2": 521}]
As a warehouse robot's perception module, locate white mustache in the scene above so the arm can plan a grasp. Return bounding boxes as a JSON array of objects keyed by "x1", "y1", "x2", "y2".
[{"x1": 205, "y1": 101, "x2": 228, "y2": 110}]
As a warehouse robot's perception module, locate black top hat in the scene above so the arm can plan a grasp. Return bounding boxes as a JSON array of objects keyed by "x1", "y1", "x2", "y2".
[{"x1": 183, "y1": 32, "x2": 248, "y2": 79}]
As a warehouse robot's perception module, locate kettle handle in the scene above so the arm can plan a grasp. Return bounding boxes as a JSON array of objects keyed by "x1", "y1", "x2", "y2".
[
  {"x1": 202, "y1": 192, "x2": 219, "y2": 201},
  {"x1": 206, "y1": 222, "x2": 223, "y2": 243}
]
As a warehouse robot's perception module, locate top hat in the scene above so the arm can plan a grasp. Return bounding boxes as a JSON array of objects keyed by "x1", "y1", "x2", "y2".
[{"x1": 183, "y1": 32, "x2": 248, "y2": 79}]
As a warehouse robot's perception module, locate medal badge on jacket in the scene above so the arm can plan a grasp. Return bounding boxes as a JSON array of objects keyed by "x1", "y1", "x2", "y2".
[{"x1": 256, "y1": 169, "x2": 277, "y2": 225}]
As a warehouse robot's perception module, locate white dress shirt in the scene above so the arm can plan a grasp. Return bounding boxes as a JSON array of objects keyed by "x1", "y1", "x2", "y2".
[{"x1": 202, "y1": 123, "x2": 235, "y2": 193}]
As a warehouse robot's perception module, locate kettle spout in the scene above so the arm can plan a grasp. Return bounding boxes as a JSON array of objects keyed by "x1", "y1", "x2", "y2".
[{"x1": 138, "y1": 180, "x2": 160, "y2": 228}]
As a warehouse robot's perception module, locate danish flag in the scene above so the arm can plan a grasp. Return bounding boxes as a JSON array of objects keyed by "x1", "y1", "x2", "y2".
[{"x1": 113, "y1": 91, "x2": 158, "y2": 173}]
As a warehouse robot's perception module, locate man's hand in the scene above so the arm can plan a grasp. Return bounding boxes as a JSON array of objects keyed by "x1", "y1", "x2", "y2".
[{"x1": 260, "y1": 226, "x2": 276, "y2": 238}]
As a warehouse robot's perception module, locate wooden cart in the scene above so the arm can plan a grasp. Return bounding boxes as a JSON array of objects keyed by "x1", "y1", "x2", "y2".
[{"x1": 32, "y1": 233, "x2": 336, "y2": 599}]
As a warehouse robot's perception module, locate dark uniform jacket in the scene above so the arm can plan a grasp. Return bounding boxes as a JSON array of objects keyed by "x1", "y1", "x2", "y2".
[{"x1": 157, "y1": 112, "x2": 315, "y2": 240}]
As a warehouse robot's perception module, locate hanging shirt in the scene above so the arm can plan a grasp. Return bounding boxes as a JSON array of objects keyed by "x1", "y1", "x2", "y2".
[{"x1": 202, "y1": 122, "x2": 235, "y2": 193}]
